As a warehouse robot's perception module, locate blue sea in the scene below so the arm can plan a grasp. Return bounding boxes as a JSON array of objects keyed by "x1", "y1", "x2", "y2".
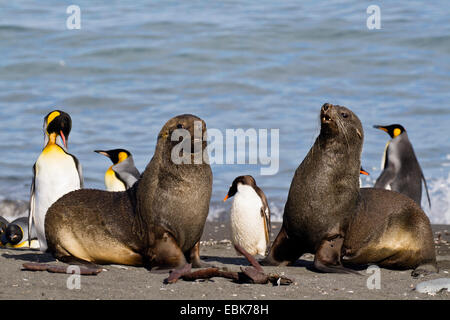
[{"x1": 0, "y1": 1, "x2": 449, "y2": 223}]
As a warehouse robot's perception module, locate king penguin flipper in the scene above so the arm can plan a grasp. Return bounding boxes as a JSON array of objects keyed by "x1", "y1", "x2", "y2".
[
  {"x1": 421, "y1": 173, "x2": 432, "y2": 209},
  {"x1": 112, "y1": 157, "x2": 140, "y2": 188},
  {"x1": 72, "y1": 154, "x2": 84, "y2": 188},
  {"x1": 374, "y1": 166, "x2": 396, "y2": 190},
  {"x1": 28, "y1": 164, "x2": 36, "y2": 247}
]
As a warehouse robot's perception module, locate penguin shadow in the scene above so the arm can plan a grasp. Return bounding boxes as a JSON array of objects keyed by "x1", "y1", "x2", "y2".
[
  {"x1": 1, "y1": 249, "x2": 56, "y2": 263},
  {"x1": 202, "y1": 255, "x2": 315, "y2": 270},
  {"x1": 201, "y1": 255, "x2": 249, "y2": 266}
]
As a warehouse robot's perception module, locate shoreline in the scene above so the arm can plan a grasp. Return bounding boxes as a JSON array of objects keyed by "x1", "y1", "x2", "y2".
[{"x1": 0, "y1": 222, "x2": 448, "y2": 300}]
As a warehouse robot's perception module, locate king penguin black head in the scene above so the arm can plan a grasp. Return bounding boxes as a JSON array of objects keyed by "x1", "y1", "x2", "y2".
[
  {"x1": 5, "y1": 224, "x2": 23, "y2": 245},
  {"x1": 223, "y1": 175, "x2": 257, "y2": 202},
  {"x1": 0, "y1": 218, "x2": 7, "y2": 237},
  {"x1": 44, "y1": 110, "x2": 72, "y2": 148},
  {"x1": 373, "y1": 124, "x2": 405, "y2": 139},
  {"x1": 95, "y1": 149, "x2": 131, "y2": 165}
]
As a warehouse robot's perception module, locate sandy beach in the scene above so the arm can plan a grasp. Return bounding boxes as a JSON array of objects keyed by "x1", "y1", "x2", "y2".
[{"x1": 0, "y1": 222, "x2": 448, "y2": 300}]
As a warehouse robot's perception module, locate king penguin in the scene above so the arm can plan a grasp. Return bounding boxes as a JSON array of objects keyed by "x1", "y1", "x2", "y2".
[
  {"x1": 373, "y1": 124, "x2": 431, "y2": 208},
  {"x1": 0, "y1": 216, "x2": 8, "y2": 241},
  {"x1": 224, "y1": 175, "x2": 270, "y2": 256},
  {"x1": 94, "y1": 149, "x2": 140, "y2": 191},
  {"x1": 1, "y1": 217, "x2": 39, "y2": 249},
  {"x1": 29, "y1": 110, "x2": 83, "y2": 251}
]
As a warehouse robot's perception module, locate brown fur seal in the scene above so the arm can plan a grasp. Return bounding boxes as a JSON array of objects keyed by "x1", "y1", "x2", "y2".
[
  {"x1": 263, "y1": 104, "x2": 437, "y2": 276},
  {"x1": 343, "y1": 188, "x2": 437, "y2": 276},
  {"x1": 45, "y1": 114, "x2": 212, "y2": 269},
  {"x1": 263, "y1": 103, "x2": 363, "y2": 273}
]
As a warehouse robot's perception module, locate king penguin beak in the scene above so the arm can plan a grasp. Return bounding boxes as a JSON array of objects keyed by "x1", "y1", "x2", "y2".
[
  {"x1": 60, "y1": 130, "x2": 67, "y2": 149},
  {"x1": 373, "y1": 125, "x2": 388, "y2": 133},
  {"x1": 94, "y1": 150, "x2": 109, "y2": 158}
]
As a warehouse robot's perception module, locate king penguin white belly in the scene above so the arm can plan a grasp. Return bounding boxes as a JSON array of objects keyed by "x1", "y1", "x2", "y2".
[
  {"x1": 104, "y1": 166, "x2": 126, "y2": 192},
  {"x1": 34, "y1": 144, "x2": 80, "y2": 251},
  {"x1": 230, "y1": 184, "x2": 267, "y2": 256}
]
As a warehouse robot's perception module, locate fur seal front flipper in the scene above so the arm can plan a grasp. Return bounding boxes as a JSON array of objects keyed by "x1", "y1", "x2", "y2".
[{"x1": 45, "y1": 114, "x2": 212, "y2": 270}]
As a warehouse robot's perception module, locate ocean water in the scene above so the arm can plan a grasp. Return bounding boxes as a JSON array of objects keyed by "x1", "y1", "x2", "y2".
[{"x1": 0, "y1": 1, "x2": 449, "y2": 223}]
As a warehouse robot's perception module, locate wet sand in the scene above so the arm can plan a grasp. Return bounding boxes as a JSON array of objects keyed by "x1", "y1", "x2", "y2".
[{"x1": 0, "y1": 222, "x2": 449, "y2": 300}]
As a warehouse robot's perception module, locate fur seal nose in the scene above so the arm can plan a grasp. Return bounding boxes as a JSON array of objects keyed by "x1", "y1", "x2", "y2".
[
  {"x1": 322, "y1": 103, "x2": 333, "y2": 111},
  {"x1": 321, "y1": 103, "x2": 333, "y2": 123}
]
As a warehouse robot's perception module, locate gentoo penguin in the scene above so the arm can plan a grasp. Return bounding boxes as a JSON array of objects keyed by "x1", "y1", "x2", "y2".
[
  {"x1": 373, "y1": 124, "x2": 431, "y2": 208},
  {"x1": 1, "y1": 217, "x2": 39, "y2": 249},
  {"x1": 28, "y1": 110, "x2": 83, "y2": 251},
  {"x1": 360, "y1": 167, "x2": 369, "y2": 176},
  {"x1": 224, "y1": 175, "x2": 270, "y2": 256},
  {"x1": 94, "y1": 149, "x2": 140, "y2": 191},
  {"x1": 359, "y1": 167, "x2": 369, "y2": 186}
]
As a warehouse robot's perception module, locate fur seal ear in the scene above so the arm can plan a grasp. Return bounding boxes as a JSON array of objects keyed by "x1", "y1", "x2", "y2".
[
  {"x1": 356, "y1": 128, "x2": 362, "y2": 139},
  {"x1": 158, "y1": 130, "x2": 169, "y2": 140}
]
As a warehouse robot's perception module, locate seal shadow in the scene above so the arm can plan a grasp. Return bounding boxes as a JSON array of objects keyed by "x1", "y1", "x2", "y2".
[
  {"x1": 292, "y1": 259, "x2": 315, "y2": 269},
  {"x1": 297, "y1": 259, "x2": 367, "y2": 273},
  {"x1": 1, "y1": 250, "x2": 56, "y2": 263}
]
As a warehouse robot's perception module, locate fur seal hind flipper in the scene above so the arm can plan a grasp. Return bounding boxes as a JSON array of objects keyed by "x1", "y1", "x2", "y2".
[
  {"x1": 188, "y1": 241, "x2": 214, "y2": 268},
  {"x1": 314, "y1": 236, "x2": 361, "y2": 275},
  {"x1": 145, "y1": 228, "x2": 188, "y2": 270},
  {"x1": 261, "y1": 225, "x2": 305, "y2": 266},
  {"x1": 411, "y1": 263, "x2": 438, "y2": 277}
]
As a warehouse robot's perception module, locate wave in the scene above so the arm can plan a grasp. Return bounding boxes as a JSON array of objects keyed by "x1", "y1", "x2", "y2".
[
  {"x1": 2, "y1": 173, "x2": 449, "y2": 225},
  {"x1": 0, "y1": 199, "x2": 28, "y2": 223}
]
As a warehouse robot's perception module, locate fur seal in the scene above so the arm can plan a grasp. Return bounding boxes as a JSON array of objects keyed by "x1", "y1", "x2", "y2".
[
  {"x1": 45, "y1": 114, "x2": 212, "y2": 269},
  {"x1": 263, "y1": 103, "x2": 363, "y2": 273},
  {"x1": 263, "y1": 104, "x2": 437, "y2": 276},
  {"x1": 343, "y1": 188, "x2": 437, "y2": 276}
]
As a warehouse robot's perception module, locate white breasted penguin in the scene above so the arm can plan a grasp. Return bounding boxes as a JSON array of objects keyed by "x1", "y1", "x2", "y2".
[
  {"x1": 373, "y1": 124, "x2": 431, "y2": 208},
  {"x1": 223, "y1": 175, "x2": 271, "y2": 256},
  {"x1": 29, "y1": 110, "x2": 83, "y2": 251},
  {"x1": 359, "y1": 166, "x2": 369, "y2": 186},
  {"x1": 1, "y1": 217, "x2": 39, "y2": 249},
  {"x1": 94, "y1": 149, "x2": 140, "y2": 191}
]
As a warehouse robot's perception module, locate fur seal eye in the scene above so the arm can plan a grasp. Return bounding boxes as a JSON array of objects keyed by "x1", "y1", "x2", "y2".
[
  {"x1": 176, "y1": 124, "x2": 184, "y2": 129},
  {"x1": 341, "y1": 112, "x2": 348, "y2": 118}
]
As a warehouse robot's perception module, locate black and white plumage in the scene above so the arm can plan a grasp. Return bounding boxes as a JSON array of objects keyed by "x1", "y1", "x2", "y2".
[
  {"x1": 94, "y1": 149, "x2": 140, "y2": 191},
  {"x1": 373, "y1": 124, "x2": 431, "y2": 208},
  {"x1": 28, "y1": 110, "x2": 83, "y2": 251},
  {"x1": 224, "y1": 175, "x2": 270, "y2": 256}
]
